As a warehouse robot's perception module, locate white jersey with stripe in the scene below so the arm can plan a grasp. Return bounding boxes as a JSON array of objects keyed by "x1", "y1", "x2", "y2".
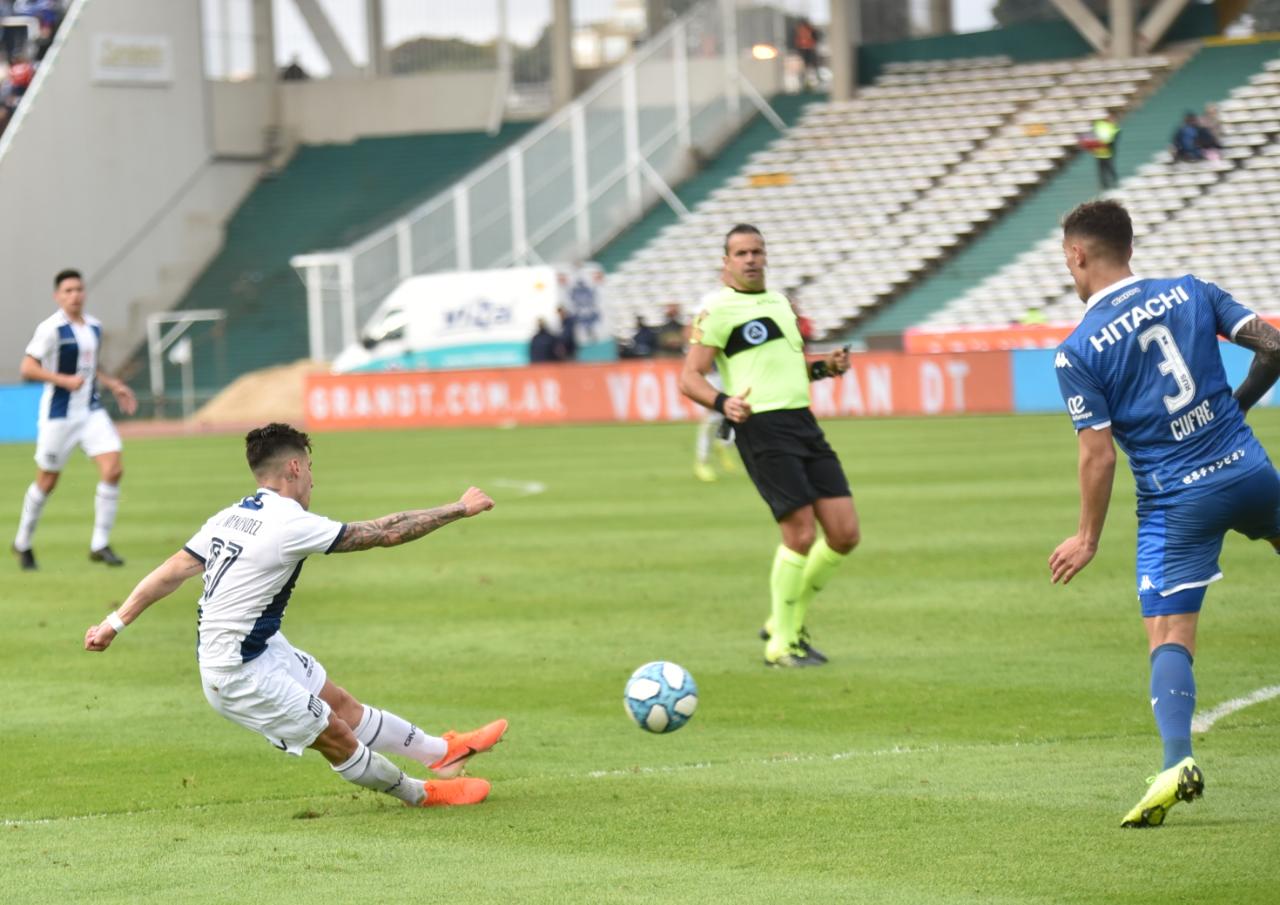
[
  {"x1": 184, "y1": 489, "x2": 345, "y2": 669},
  {"x1": 25, "y1": 310, "x2": 104, "y2": 421}
]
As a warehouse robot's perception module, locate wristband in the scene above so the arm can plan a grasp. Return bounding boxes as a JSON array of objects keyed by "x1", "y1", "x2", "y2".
[
  {"x1": 107, "y1": 611, "x2": 126, "y2": 633},
  {"x1": 713, "y1": 392, "x2": 729, "y2": 414},
  {"x1": 808, "y1": 360, "x2": 831, "y2": 381}
]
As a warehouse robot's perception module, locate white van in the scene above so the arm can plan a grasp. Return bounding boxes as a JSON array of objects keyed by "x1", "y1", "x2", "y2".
[{"x1": 333, "y1": 264, "x2": 609, "y2": 372}]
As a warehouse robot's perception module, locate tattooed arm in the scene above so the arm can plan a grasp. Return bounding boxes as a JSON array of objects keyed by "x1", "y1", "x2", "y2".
[
  {"x1": 1232, "y1": 317, "x2": 1280, "y2": 411},
  {"x1": 330, "y1": 486, "x2": 494, "y2": 553}
]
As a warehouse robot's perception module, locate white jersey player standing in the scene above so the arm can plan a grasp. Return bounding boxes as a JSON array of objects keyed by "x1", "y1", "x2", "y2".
[
  {"x1": 692, "y1": 277, "x2": 739, "y2": 483},
  {"x1": 13, "y1": 269, "x2": 137, "y2": 571},
  {"x1": 85, "y1": 423, "x2": 508, "y2": 808}
]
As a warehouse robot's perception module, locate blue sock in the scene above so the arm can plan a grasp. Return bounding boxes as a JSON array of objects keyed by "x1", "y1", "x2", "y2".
[{"x1": 1149, "y1": 643, "x2": 1196, "y2": 769}]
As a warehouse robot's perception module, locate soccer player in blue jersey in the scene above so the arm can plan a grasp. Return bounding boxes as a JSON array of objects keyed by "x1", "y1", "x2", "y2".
[{"x1": 1048, "y1": 200, "x2": 1280, "y2": 827}]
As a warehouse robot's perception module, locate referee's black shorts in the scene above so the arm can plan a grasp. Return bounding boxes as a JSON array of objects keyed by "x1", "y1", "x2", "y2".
[{"x1": 733, "y1": 407, "x2": 850, "y2": 521}]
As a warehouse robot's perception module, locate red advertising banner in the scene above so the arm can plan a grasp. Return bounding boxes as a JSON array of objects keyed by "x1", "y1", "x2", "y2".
[
  {"x1": 904, "y1": 316, "x2": 1280, "y2": 354},
  {"x1": 305, "y1": 354, "x2": 1013, "y2": 431}
]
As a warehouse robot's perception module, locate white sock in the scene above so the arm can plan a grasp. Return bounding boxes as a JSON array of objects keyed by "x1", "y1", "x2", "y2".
[
  {"x1": 355, "y1": 705, "x2": 447, "y2": 766},
  {"x1": 695, "y1": 419, "x2": 716, "y2": 463},
  {"x1": 332, "y1": 741, "x2": 424, "y2": 804},
  {"x1": 91, "y1": 481, "x2": 119, "y2": 550},
  {"x1": 15, "y1": 483, "x2": 47, "y2": 551}
]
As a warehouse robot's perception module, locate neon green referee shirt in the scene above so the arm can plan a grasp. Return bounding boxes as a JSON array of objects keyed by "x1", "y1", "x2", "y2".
[{"x1": 690, "y1": 287, "x2": 810, "y2": 413}]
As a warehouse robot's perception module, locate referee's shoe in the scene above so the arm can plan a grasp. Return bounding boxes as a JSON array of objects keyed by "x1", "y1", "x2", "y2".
[
  {"x1": 764, "y1": 644, "x2": 825, "y2": 668},
  {"x1": 760, "y1": 626, "x2": 828, "y2": 664}
]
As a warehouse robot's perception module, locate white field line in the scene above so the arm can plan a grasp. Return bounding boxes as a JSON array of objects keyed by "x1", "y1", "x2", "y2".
[
  {"x1": 490, "y1": 479, "x2": 547, "y2": 498},
  {"x1": 1191, "y1": 684, "x2": 1280, "y2": 734}
]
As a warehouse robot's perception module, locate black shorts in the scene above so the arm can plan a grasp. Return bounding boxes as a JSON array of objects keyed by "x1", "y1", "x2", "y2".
[{"x1": 734, "y1": 408, "x2": 850, "y2": 521}]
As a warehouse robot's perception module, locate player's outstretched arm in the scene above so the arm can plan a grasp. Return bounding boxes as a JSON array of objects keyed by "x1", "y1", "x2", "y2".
[
  {"x1": 84, "y1": 550, "x2": 205, "y2": 651},
  {"x1": 330, "y1": 487, "x2": 494, "y2": 553},
  {"x1": 1231, "y1": 317, "x2": 1280, "y2": 411}
]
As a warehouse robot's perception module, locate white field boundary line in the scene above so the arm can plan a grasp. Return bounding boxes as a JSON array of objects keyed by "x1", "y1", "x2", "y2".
[
  {"x1": 7, "y1": 689, "x2": 1276, "y2": 828},
  {"x1": 1191, "y1": 684, "x2": 1280, "y2": 734},
  {"x1": 490, "y1": 479, "x2": 547, "y2": 498}
]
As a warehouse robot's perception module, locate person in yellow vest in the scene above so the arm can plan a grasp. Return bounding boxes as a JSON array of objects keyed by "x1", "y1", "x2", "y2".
[
  {"x1": 679, "y1": 225, "x2": 857, "y2": 667},
  {"x1": 1090, "y1": 113, "x2": 1120, "y2": 191}
]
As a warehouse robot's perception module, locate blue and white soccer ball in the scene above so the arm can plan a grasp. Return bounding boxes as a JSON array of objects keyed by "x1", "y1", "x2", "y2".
[{"x1": 624, "y1": 661, "x2": 698, "y2": 733}]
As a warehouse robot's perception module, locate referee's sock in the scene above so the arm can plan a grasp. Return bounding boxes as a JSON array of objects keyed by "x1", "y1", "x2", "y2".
[
  {"x1": 332, "y1": 741, "x2": 424, "y2": 805},
  {"x1": 15, "y1": 482, "x2": 47, "y2": 551},
  {"x1": 795, "y1": 536, "x2": 849, "y2": 631},
  {"x1": 355, "y1": 705, "x2": 447, "y2": 766},
  {"x1": 765, "y1": 545, "x2": 808, "y2": 656}
]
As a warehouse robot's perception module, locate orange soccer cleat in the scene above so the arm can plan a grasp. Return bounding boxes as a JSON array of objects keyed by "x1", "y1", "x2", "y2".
[
  {"x1": 429, "y1": 718, "x2": 509, "y2": 779},
  {"x1": 420, "y1": 777, "x2": 492, "y2": 807}
]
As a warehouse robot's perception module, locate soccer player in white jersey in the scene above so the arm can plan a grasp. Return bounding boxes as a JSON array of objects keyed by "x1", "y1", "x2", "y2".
[
  {"x1": 1049, "y1": 200, "x2": 1280, "y2": 827},
  {"x1": 692, "y1": 277, "x2": 739, "y2": 483},
  {"x1": 84, "y1": 423, "x2": 508, "y2": 808},
  {"x1": 13, "y1": 269, "x2": 137, "y2": 571}
]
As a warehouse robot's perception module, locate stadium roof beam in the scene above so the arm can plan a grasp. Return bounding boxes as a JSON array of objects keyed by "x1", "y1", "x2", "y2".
[
  {"x1": 1050, "y1": 0, "x2": 1191, "y2": 57},
  {"x1": 552, "y1": 0, "x2": 574, "y2": 109},
  {"x1": 365, "y1": 0, "x2": 388, "y2": 78},
  {"x1": 290, "y1": 0, "x2": 359, "y2": 78},
  {"x1": 1048, "y1": 0, "x2": 1114, "y2": 54},
  {"x1": 929, "y1": 0, "x2": 953, "y2": 35},
  {"x1": 827, "y1": 0, "x2": 861, "y2": 102},
  {"x1": 1137, "y1": 0, "x2": 1194, "y2": 53}
]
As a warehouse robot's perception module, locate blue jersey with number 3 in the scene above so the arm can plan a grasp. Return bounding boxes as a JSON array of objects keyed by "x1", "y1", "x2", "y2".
[{"x1": 1055, "y1": 274, "x2": 1270, "y2": 502}]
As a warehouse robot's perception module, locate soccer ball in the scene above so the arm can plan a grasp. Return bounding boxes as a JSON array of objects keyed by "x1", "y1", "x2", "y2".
[{"x1": 624, "y1": 661, "x2": 698, "y2": 733}]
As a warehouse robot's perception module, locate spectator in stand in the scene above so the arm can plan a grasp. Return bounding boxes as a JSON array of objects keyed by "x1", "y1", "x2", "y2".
[
  {"x1": 1171, "y1": 112, "x2": 1204, "y2": 162},
  {"x1": 1201, "y1": 103, "x2": 1223, "y2": 139},
  {"x1": 792, "y1": 18, "x2": 819, "y2": 89},
  {"x1": 1196, "y1": 114, "x2": 1224, "y2": 161},
  {"x1": 1089, "y1": 113, "x2": 1121, "y2": 191},
  {"x1": 529, "y1": 318, "x2": 561, "y2": 363},
  {"x1": 280, "y1": 56, "x2": 309, "y2": 81},
  {"x1": 654, "y1": 304, "x2": 686, "y2": 358},
  {"x1": 0, "y1": 2, "x2": 21, "y2": 65},
  {"x1": 557, "y1": 305, "x2": 578, "y2": 361},
  {"x1": 621, "y1": 316, "x2": 657, "y2": 359},
  {"x1": 0, "y1": 58, "x2": 32, "y2": 120}
]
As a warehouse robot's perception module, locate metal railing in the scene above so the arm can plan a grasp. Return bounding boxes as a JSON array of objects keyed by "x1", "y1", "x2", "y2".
[{"x1": 291, "y1": 0, "x2": 786, "y2": 364}]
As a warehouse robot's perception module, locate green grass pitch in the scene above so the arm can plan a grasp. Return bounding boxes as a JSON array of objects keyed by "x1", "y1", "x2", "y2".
[{"x1": 2, "y1": 413, "x2": 1278, "y2": 904}]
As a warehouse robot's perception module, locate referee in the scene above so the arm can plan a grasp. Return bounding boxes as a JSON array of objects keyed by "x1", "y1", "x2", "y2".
[{"x1": 679, "y1": 224, "x2": 859, "y2": 667}]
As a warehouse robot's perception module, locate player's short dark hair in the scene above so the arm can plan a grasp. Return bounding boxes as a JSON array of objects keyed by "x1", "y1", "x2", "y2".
[
  {"x1": 724, "y1": 223, "x2": 764, "y2": 254},
  {"x1": 245, "y1": 422, "x2": 312, "y2": 473},
  {"x1": 54, "y1": 269, "x2": 82, "y2": 288},
  {"x1": 1062, "y1": 200, "x2": 1133, "y2": 261}
]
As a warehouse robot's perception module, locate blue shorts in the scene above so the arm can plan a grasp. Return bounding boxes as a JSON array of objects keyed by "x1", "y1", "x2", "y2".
[{"x1": 1136, "y1": 465, "x2": 1280, "y2": 616}]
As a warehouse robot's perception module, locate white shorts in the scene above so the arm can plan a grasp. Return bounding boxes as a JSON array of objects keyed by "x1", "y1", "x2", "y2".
[
  {"x1": 200, "y1": 633, "x2": 331, "y2": 756},
  {"x1": 34, "y1": 409, "x2": 122, "y2": 472}
]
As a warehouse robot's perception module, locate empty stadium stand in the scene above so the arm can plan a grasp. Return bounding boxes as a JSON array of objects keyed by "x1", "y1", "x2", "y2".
[
  {"x1": 605, "y1": 52, "x2": 1174, "y2": 341},
  {"x1": 909, "y1": 43, "x2": 1280, "y2": 336}
]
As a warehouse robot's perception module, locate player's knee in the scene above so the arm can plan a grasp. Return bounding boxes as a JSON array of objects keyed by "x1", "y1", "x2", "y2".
[
  {"x1": 103, "y1": 464, "x2": 123, "y2": 484},
  {"x1": 311, "y1": 715, "x2": 358, "y2": 765},
  {"x1": 830, "y1": 524, "x2": 859, "y2": 555},
  {"x1": 36, "y1": 471, "x2": 59, "y2": 494},
  {"x1": 325, "y1": 683, "x2": 363, "y2": 725}
]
